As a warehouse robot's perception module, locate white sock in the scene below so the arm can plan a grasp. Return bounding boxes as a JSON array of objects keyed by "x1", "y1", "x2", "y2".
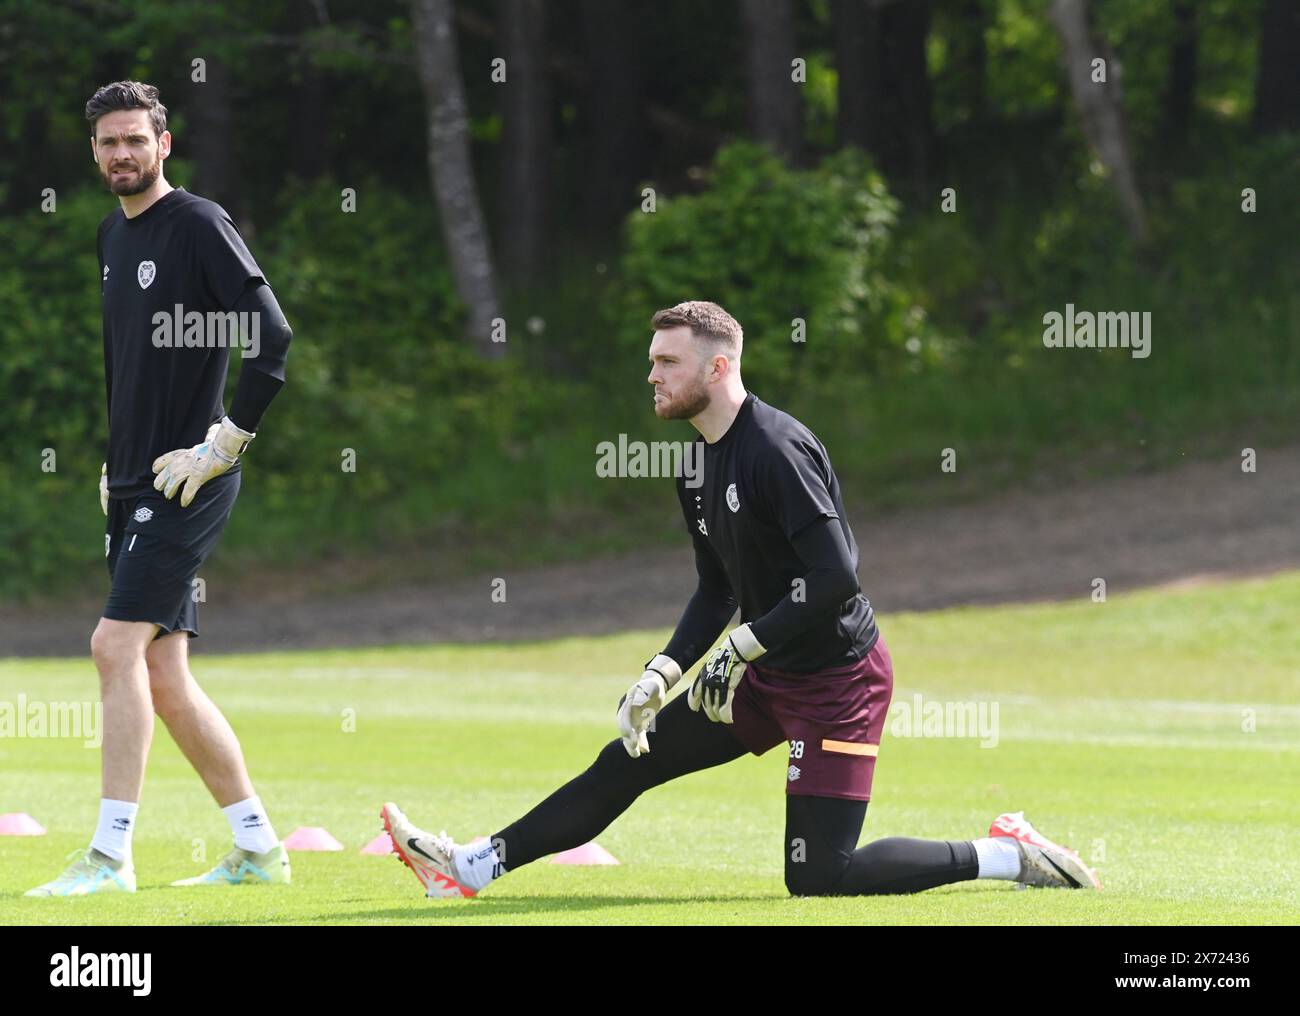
[
  {"x1": 972, "y1": 836, "x2": 1022, "y2": 879},
  {"x1": 90, "y1": 798, "x2": 138, "y2": 863},
  {"x1": 222, "y1": 796, "x2": 279, "y2": 854},
  {"x1": 452, "y1": 840, "x2": 505, "y2": 893}
]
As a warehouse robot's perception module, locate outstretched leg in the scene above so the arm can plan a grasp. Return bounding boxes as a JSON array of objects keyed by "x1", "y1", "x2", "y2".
[
  {"x1": 383, "y1": 693, "x2": 748, "y2": 896},
  {"x1": 492, "y1": 693, "x2": 746, "y2": 872}
]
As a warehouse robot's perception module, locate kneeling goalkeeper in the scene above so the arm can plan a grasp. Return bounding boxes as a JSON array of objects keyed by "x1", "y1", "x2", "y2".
[{"x1": 383, "y1": 301, "x2": 1099, "y2": 898}]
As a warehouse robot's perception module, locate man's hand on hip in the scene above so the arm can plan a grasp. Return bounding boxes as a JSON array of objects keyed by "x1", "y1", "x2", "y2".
[{"x1": 152, "y1": 416, "x2": 254, "y2": 508}]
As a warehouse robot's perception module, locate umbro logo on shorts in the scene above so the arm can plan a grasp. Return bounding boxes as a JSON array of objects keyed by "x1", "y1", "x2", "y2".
[
  {"x1": 787, "y1": 765, "x2": 801, "y2": 782},
  {"x1": 133, "y1": 506, "x2": 154, "y2": 524}
]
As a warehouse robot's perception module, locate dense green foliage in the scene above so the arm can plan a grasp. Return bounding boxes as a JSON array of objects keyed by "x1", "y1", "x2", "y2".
[{"x1": 0, "y1": 0, "x2": 1295, "y2": 599}]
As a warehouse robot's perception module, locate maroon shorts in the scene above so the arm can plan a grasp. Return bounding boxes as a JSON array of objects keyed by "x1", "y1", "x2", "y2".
[{"x1": 729, "y1": 636, "x2": 894, "y2": 802}]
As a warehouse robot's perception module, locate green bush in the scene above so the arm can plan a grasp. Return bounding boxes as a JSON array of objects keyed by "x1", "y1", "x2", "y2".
[
  {"x1": 0, "y1": 188, "x2": 112, "y2": 595},
  {"x1": 2, "y1": 133, "x2": 1296, "y2": 603},
  {"x1": 616, "y1": 141, "x2": 941, "y2": 396}
]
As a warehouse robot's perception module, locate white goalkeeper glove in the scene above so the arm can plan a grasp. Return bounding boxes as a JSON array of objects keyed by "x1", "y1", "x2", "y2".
[
  {"x1": 687, "y1": 623, "x2": 766, "y2": 723},
  {"x1": 100, "y1": 462, "x2": 108, "y2": 515},
  {"x1": 152, "y1": 415, "x2": 254, "y2": 508},
  {"x1": 616, "y1": 654, "x2": 682, "y2": 758}
]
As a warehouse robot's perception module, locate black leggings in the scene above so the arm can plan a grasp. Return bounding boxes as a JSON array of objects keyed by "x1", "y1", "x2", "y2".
[{"x1": 492, "y1": 694, "x2": 978, "y2": 895}]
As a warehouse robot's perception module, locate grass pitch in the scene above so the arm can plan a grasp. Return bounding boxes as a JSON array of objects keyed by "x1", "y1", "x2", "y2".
[{"x1": 1, "y1": 571, "x2": 1297, "y2": 925}]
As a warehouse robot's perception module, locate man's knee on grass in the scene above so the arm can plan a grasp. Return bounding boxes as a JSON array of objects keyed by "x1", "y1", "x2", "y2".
[
  {"x1": 783, "y1": 795, "x2": 866, "y2": 897},
  {"x1": 785, "y1": 838, "x2": 852, "y2": 897}
]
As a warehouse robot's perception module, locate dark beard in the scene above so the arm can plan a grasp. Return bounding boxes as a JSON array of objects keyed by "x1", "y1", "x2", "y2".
[{"x1": 102, "y1": 155, "x2": 161, "y2": 196}]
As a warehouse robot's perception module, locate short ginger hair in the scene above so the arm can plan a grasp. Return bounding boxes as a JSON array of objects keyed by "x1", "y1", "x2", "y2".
[{"x1": 651, "y1": 301, "x2": 743, "y2": 355}]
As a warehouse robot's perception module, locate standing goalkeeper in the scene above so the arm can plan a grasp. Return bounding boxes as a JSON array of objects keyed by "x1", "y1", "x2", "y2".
[
  {"x1": 27, "y1": 81, "x2": 294, "y2": 896},
  {"x1": 383, "y1": 302, "x2": 1099, "y2": 898}
]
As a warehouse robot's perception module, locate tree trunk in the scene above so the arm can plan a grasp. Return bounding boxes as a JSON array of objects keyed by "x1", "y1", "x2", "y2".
[
  {"x1": 410, "y1": 0, "x2": 504, "y2": 358},
  {"x1": 739, "y1": 0, "x2": 805, "y2": 163},
  {"x1": 883, "y1": 0, "x2": 935, "y2": 190},
  {"x1": 497, "y1": 0, "x2": 550, "y2": 287},
  {"x1": 290, "y1": 1, "x2": 328, "y2": 181},
  {"x1": 950, "y1": 0, "x2": 988, "y2": 124},
  {"x1": 1253, "y1": 0, "x2": 1300, "y2": 135},
  {"x1": 1161, "y1": 0, "x2": 1197, "y2": 151},
  {"x1": 189, "y1": 56, "x2": 243, "y2": 221},
  {"x1": 837, "y1": 0, "x2": 935, "y2": 189},
  {"x1": 831, "y1": 0, "x2": 879, "y2": 152},
  {"x1": 1048, "y1": 0, "x2": 1149, "y2": 245},
  {"x1": 580, "y1": 0, "x2": 651, "y2": 236}
]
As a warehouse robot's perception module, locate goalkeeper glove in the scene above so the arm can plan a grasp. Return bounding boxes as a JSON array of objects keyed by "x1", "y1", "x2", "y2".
[
  {"x1": 687, "y1": 623, "x2": 766, "y2": 723},
  {"x1": 152, "y1": 416, "x2": 254, "y2": 508},
  {"x1": 616, "y1": 654, "x2": 682, "y2": 758}
]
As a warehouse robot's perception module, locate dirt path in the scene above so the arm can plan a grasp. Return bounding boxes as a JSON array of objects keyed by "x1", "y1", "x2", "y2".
[{"x1": 2, "y1": 445, "x2": 1297, "y2": 658}]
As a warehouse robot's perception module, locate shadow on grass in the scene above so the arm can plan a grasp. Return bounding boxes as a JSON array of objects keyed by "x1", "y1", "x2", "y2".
[
  {"x1": 191, "y1": 885, "x2": 998, "y2": 925},
  {"x1": 193, "y1": 894, "x2": 779, "y2": 924}
]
